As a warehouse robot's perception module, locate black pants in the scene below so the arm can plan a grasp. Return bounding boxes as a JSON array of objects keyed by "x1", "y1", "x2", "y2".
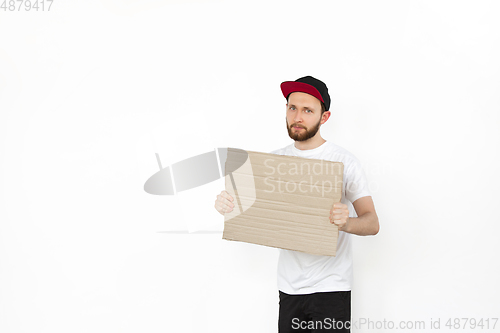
[{"x1": 278, "y1": 290, "x2": 351, "y2": 333}]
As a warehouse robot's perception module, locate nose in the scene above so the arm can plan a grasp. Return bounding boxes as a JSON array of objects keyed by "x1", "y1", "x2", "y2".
[{"x1": 293, "y1": 112, "x2": 303, "y2": 123}]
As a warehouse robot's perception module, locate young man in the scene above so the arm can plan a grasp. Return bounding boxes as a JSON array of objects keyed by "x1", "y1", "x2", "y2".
[{"x1": 214, "y1": 76, "x2": 379, "y2": 332}]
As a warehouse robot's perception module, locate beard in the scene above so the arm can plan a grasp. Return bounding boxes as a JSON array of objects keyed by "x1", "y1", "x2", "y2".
[{"x1": 286, "y1": 117, "x2": 322, "y2": 142}]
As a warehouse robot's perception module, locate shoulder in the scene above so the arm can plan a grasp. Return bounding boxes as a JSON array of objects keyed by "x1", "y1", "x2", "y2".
[
  {"x1": 323, "y1": 142, "x2": 361, "y2": 167},
  {"x1": 269, "y1": 144, "x2": 293, "y2": 155}
]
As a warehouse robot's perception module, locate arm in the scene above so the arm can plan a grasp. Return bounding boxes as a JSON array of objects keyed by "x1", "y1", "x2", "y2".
[{"x1": 330, "y1": 196, "x2": 379, "y2": 236}]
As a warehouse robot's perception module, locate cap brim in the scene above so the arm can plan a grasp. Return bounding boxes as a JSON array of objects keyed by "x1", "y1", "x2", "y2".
[{"x1": 280, "y1": 81, "x2": 325, "y2": 104}]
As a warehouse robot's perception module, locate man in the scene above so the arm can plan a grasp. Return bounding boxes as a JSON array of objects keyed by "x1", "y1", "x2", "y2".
[{"x1": 214, "y1": 76, "x2": 379, "y2": 332}]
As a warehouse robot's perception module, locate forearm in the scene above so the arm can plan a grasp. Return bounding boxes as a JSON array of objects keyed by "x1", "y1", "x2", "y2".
[{"x1": 340, "y1": 212, "x2": 379, "y2": 236}]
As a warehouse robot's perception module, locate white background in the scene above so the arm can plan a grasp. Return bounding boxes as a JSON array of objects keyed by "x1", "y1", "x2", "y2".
[{"x1": 1, "y1": 0, "x2": 500, "y2": 332}]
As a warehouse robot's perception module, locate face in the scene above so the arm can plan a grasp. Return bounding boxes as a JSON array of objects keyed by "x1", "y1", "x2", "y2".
[{"x1": 286, "y1": 92, "x2": 327, "y2": 142}]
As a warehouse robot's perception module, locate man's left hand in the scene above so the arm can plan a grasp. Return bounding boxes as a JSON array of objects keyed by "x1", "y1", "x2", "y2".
[{"x1": 330, "y1": 202, "x2": 349, "y2": 231}]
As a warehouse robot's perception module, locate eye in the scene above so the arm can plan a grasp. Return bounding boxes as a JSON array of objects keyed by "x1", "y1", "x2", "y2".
[{"x1": 305, "y1": 109, "x2": 312, "y2": 113}]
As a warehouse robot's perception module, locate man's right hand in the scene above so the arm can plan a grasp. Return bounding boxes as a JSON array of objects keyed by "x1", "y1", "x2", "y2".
[{"x1": 214, "y1": 190, "x2": 235, "y2": 215}]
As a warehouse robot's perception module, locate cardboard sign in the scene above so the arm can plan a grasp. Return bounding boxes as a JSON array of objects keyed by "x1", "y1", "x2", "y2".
[{"x1": 222, "y1": 148, "x2": 344, "y2": 256}]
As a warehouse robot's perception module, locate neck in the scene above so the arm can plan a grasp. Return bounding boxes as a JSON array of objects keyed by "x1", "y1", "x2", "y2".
[{"x1": 294, "y1": 135, "x2": 326, "y2": 151}]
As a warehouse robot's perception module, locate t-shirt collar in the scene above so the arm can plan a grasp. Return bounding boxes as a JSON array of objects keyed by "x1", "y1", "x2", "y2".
[{"x1": 291, "y1": 141, "x2": 328, "y2": 157}]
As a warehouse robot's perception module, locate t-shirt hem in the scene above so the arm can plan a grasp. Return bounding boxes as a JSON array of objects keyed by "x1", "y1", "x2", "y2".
[{"x1": 278, "y1": 285, "x2": 352, "y2": 295}]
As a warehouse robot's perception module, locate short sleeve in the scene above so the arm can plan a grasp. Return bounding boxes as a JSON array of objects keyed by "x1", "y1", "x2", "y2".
[{"x1": 344, "y1": 157, "x2": 371, "y2": 204}]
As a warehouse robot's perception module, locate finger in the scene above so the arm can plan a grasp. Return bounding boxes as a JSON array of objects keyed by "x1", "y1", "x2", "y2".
[
  {"x1": 215, "y1": 198, "x2": 233, "y2": 214},
  {"x1": 222, "y1": 191, "x2": 234, "y2": 202},
  {"x1": 222, "y1": 201, "x2": 234, "y2": 211},
  {"x1": 217, "y1": 194, "x2": 225, "y2": 204},
  {"x1": 332, "y1": 212, "x2": 345, "y2": 218},
  {"x1": 215, "y1": 199, "x2": 221, "y2": 209},
  {"x1": 217, "y1": 194, "x2": 234, "y2": 208}
]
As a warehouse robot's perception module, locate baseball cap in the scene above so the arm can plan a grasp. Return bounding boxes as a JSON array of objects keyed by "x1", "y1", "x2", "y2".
[{"x1": 280, "y1": 76, "x2": 331, "y2": 111}]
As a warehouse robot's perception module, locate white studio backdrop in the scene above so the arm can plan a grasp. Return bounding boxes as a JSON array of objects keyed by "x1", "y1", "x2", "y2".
[{"x1": 1, "y1": 0, "x2": 499, "y2": 332}]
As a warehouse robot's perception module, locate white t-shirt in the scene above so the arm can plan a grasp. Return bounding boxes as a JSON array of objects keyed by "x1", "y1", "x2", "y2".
[{"x1": 269, "y1": 140, "x2": 371, "y2": 294}]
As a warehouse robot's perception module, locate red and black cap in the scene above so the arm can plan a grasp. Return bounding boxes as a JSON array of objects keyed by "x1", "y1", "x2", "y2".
[{"x1": 280, "y1": 76, "x2": 331, "y2": 111}]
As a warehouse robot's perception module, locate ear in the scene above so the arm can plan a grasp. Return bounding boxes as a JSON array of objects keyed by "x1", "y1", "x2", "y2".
[{"x1": 320, "y1": 111, "x2": 331, "y2": 124}]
